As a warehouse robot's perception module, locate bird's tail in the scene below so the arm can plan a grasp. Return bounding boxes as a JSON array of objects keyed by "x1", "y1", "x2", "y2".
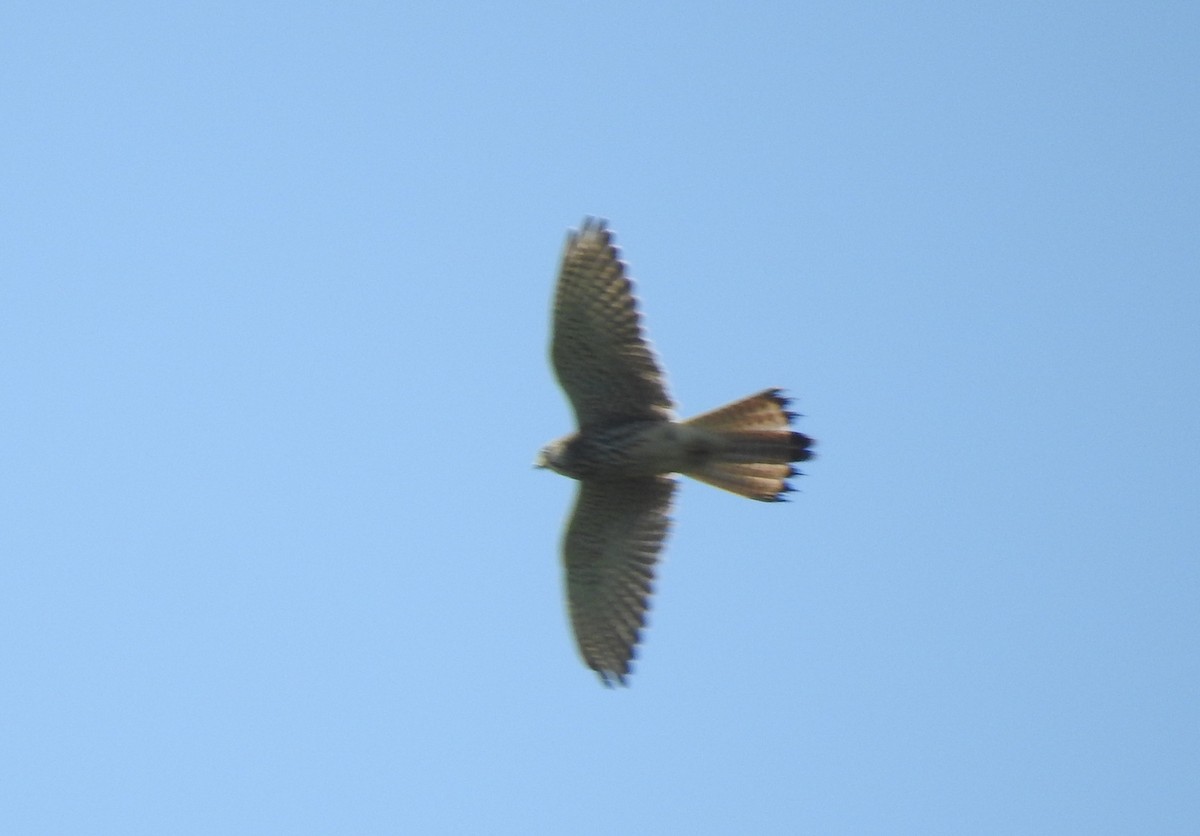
[{"x1": 681, "y1": 389, "x2": 815, "y2": 502}]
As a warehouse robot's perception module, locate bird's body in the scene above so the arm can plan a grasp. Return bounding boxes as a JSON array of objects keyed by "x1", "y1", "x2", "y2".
[
  {"x1": 539, "y1": 218, "x2": 814, "y2": 685},
  {"x1": 540, "y1": 409, "x2": 808, "y2": 489}
]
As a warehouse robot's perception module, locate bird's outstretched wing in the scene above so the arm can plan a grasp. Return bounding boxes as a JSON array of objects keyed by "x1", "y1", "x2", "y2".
[
  {"x1": 562, "y1": 476, "x2": 676, "y2": 686},
  {"x1": 551, "y1": 218, "x2": 674, "y2": 429}
]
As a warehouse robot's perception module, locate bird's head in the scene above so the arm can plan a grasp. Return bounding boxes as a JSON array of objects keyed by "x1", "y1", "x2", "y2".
[{"x1": 534, "y1": 437, "x2": 572, "y2": 476}]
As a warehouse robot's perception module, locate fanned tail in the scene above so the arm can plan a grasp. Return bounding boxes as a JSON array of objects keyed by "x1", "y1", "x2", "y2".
[{"x1": 682, "y1": 389, "x2": 814, "y2": 501}]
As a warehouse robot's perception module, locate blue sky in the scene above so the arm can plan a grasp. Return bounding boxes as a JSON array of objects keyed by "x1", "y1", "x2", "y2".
[{"x1": 3, "y1": 2, "x2": 1197, "y2": 833}]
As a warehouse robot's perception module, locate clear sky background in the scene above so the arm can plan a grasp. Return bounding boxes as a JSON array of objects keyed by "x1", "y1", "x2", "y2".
[{"x1": 3, "y1": 2, "x2": 1197, "y2": 834}]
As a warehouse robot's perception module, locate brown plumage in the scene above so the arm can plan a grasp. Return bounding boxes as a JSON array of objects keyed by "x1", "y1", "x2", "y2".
[
  {"x1": 537, "y1": 218, "x2": 815, "y2": 686},
  {"x1": 682, "y1": 389, "x2": 813, "y2": 501}
]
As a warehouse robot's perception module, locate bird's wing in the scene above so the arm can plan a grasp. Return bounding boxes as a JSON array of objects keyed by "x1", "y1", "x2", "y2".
[
  {"x1": 562, "y1": 476, "x2": 676, "y2": 686},
  {"x1": 551, "y1": 218, "x2": 674, "y2": 429}
]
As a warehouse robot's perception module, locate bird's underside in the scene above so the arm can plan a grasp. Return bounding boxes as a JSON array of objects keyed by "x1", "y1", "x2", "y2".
[{"x1": 540, "y1": 217, "x2": 815, "y2": 686}]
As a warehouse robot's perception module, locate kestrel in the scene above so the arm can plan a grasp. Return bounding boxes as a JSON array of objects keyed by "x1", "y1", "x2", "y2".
[{"x1": 537, "y1": 218, "x2": 815, "y2": 686}]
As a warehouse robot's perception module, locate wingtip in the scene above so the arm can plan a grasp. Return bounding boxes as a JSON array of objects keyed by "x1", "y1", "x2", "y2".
[
  {"x1": 578, "y1": 215, "x2": 609, "y2": 235},
  {"x1": 595, "y1": 668, "x2": 630, "y2": 688}
]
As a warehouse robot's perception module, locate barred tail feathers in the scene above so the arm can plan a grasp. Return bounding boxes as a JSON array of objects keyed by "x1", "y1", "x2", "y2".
[{"x1": 682, "y1": 389, "x2": 814, "y2": 501}]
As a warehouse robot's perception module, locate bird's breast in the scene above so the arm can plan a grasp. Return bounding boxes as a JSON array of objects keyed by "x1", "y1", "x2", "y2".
[{"x1": 564, "y1": 421, "x2": 694, "y2": 479}]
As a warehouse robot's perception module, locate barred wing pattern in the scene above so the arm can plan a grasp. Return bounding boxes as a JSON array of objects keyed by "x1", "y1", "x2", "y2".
[
  {"x1": 551, "y1": 218, "x2": 674, "y2": 429},
  {"x1": 563, "y1": 476, "x2": 676, "y2": 686}
]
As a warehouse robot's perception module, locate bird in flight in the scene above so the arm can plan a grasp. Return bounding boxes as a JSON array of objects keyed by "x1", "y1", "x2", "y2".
[{"x1": 537, "y1": 218, "x2": 815, "y2": 686}]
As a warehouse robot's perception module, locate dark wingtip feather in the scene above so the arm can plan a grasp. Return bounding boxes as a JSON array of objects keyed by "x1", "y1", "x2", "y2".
[
  {"x1": 595, "y1": 668, "x2": 629, "y2": 688},
  {"x1": 579, "y1": 216, "x2": 610, "y2": 240}
]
